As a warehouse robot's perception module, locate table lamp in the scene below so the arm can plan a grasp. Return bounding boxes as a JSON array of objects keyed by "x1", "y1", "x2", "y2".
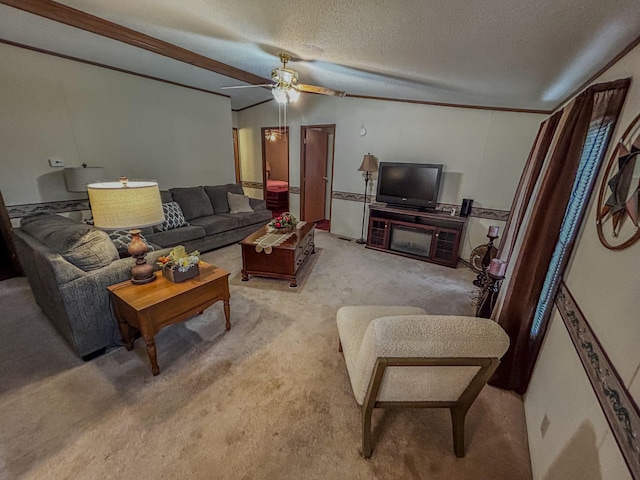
[{"x1": 87, "y1": 177, "x2": 164, "y2": 284}]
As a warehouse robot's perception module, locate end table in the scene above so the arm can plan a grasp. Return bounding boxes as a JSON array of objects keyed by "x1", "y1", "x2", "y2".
[{"x1": 108, "y1": 261, "x2": 230, "y2": 375}]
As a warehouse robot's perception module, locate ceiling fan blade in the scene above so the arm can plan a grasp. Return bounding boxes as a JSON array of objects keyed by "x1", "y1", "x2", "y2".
[
  {"x1": 296, "y1": 84, "x2": 345, "y2": 97},
  {"x1": 221, "y1": 84, "x2": 274, "y2": 90}
]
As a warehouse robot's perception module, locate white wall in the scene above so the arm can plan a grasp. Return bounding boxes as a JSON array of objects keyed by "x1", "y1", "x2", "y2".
[
  {"x1": 237, "y1": 95, "x2": 544, "y2": 256},
  {"x1": 525, "y1": 43, "x2": 640, "y2": 480},
  {"x1": 0, "y1": 43, "x2": 235, "y2": 207}
]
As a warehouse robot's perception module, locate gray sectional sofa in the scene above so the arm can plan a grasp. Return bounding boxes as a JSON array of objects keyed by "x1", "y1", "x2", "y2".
[
  {"x1": 13, "y1": 183, "x2": 272, "y2": 359},
  {"x1": 144, "y1": 183, "x2": 272, "y2": 253},
  {"x1": 13, "y1": 213, "x2": 171, "y2": 358}
]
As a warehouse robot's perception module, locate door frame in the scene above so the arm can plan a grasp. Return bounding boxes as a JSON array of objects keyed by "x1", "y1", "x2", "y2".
[
  {"x1": 0, "y1": 190, "x2": 22, "y2": 279},
  {"x1": 261, "y1": 126, "x2": 289, "y2": 201},
  {"x1": 232, "y1": 128, "x2": 241, "y2": 184},
  {"x1": 300, "y1": 124, "x2": 336, "y2": 223}
]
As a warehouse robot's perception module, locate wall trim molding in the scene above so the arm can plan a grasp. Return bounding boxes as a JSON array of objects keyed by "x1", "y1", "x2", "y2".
[
  {"x1": 556, "y1": 282, "x2": 640, "y2": 479},
  {"x1": 241, "y1": 181, "x2": 263, "y2": 190},
  {"x1": 8, "y1": 199, "x2": 89, "y2": 218},
  {"x1": 240, "y1": 182, "x2": 509, "y2": 220},
  {"x1": 345, "y1": 94, "x2": 552, "y2": 115},
  {"x1": 10, "y1": 190, "x2": 510, "y2": 221}
]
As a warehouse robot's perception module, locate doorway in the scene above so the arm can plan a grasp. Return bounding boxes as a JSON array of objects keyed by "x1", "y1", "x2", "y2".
[
  {"x1": 0, "y1": 191, "x2": 22, "y2": 281},
  {"x1": 300, "y1": 124, "x2": 335, "y2": 230},
  {"x1": 261, "y1": 127, "x2": 290, "y2": 216}
]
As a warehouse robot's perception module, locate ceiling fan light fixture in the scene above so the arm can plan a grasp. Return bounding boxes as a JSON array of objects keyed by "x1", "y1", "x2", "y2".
[
  {"x1": 287, "y1": 87, "x2": 300, "y2": 103},
  {"x1": 272, "y1": 85, "x2": 289, "y2": 104},
  {"x1": 272, "y1": 67, "x2": 297, "y2": 86},
  {"x1": 272, "y1": 85, "x2": 300, "y2": 105}
]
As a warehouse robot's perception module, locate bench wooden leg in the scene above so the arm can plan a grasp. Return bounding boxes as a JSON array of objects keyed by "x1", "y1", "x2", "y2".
[
  {"x1": 362, "y1": 405, "x2": 374, "y2": 458},
  {"x1": 450, "y1": 406, "x2": 468, "y2": 458}
]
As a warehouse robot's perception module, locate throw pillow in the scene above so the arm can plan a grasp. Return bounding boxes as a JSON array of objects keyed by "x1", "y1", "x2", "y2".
[
  {"x1": 108, "y1": 230, "x2": 155, "y2": 257},
  {"x1": 227, "y1": 192, "x2": 254, "y2": 214},
  {"x1": 155, "y1": 202, "x2": 189, "y2": 232},
  {"x1": 204, "y1": 184, "x2": 244, "y2": 214}
]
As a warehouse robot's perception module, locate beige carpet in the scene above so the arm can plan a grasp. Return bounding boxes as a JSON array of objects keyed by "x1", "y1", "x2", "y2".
[{"x1": 0, "y1": 231, "x2": 532, "y2": 480}]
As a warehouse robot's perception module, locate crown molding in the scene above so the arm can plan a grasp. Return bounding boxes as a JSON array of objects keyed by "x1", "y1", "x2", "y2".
[
  {"x1": 0, "y1": 39, "x2": 230, "y2": 98},
  {"x1": 0, "y1": 0, "x2": 270, "y2": 86}
]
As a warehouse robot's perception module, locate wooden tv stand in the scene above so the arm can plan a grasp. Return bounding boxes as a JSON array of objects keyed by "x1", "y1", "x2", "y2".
[{"x1": 366, "y1": 204, "x2": 467, "y2": 268}]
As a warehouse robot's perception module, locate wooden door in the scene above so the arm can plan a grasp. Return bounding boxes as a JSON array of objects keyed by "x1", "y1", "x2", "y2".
[{"x1": 303, "y1": 129, "x2": 328, "y2": 222}]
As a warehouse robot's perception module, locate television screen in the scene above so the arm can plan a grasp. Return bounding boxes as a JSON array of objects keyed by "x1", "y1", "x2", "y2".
[{"x1": 376, "y1": 162, "x2": 443, "y2": 210}]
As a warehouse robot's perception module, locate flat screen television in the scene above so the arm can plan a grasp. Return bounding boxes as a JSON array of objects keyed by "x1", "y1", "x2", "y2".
[{"x1": 375, "y1": 162, "x2": 443, "y2": 211}]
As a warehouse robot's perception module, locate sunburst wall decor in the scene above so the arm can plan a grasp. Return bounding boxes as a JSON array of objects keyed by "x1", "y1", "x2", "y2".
[{"x1": 596, "y1": 112, "x2": 640, "y2": 250}]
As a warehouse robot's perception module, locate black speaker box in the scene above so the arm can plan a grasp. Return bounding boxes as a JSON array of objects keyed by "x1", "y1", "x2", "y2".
[{"x1": 460, "y1": 198, "x2": 473, "y2": 217}]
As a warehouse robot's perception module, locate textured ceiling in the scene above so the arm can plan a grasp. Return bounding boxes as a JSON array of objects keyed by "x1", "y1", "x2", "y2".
[{"x1": 1, "y1": 0, "x2": 640, "y2": 111}]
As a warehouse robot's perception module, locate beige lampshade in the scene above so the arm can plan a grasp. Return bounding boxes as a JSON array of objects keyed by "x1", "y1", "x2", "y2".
[
  {"x1": 64, "y1": 166, "x2": 106, "y2": 192},
  {"x1": 358, "y1": 154, "x2": 378, "y2": 172},
  {"x1": 87, "y1": 179, "x2": 164, "y2": 229}
]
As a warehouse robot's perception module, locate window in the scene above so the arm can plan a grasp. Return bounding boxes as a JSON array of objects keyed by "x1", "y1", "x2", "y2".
[{"x1": 531, "y1": 121, "x2": 612, "y2": 336}]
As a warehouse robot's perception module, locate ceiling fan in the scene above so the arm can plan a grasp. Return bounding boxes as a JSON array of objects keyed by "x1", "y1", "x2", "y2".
[{"x1": 221, "y1": 53, "x2": 345, "y2": 104}]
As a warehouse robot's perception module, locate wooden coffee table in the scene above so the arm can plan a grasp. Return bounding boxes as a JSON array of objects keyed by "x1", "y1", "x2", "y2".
[
  {"x1": 240, "y1": 223, "x2": 315, "y2": 287},
  {"x1": 108, "y1": 261, "x2": 230, "y2": 375}
]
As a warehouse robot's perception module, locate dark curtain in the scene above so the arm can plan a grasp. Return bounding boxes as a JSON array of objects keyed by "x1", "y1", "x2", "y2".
[
  {"x1": 496, "y1": 112, "x2": 561, "y2": 261},
  {"x1": 490, "y1": 79, "x2": 630, "y2": 394}
]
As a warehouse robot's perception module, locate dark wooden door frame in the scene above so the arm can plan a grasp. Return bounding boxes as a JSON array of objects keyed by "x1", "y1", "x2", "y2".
[
  {"x1": 260, "y1": 126, "x2": 289, "y2": 200},
  {"x1": 232, "y1": 128, "x2": 241, "y2": 184},
  {"x1": 0, "y1": 190, "x2": 23, "y2": 279},
  {"x1": 300, "y1": 124, "x2": 336, "y2": 223}
]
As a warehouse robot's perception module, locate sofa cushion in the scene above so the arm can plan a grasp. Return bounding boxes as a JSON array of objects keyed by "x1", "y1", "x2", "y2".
[
  {"x1": 249, "y1": 197, "x2": 267, "y2": 212},
  {"x1": 227, "y1": 192, "x2": 254, "y2": 214},
  {"x1": 160, "y1": 190, "x2": 173, "y2": 204},
  {"x1": 204, "y1": 184, "x2": 244, "y2": 214},
  {"x1": 189, "y1": 215, "x2": 238, "y2": 235},
  {"x1": 145, "y1": 225, "x2": 206, "y2": 248},
  {"x1": 108, "y1": 230, "x2": 155, "y2": 257},
  {"x1": 156, "y1": 202, "x2": 189, "y2": 232},
  {"x1": 169, "y1": 186, "x2": 214, "y2": 220},
  {"x1": 220, "y1": 209, "x2": 273, "y2": 228},
  {"x1": 20, "y1": 213, "x2": 119, "y2": 272}
]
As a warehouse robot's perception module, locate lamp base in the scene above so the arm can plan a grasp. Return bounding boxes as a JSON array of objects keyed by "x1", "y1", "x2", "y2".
[
  {"x1": 355, "y1": 238, "x2": 367, "y2": 244},
  {"x1": 131, "y1": 263, "x2": 156, "y2": 284},
  {"x1": 128, "y1": 229, "x2": 157, "y2": 285}
]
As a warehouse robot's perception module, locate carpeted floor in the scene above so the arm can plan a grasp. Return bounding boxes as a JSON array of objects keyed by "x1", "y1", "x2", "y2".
[{"x1": 0, "y1": 231, "x2": 532, "y2": 480}]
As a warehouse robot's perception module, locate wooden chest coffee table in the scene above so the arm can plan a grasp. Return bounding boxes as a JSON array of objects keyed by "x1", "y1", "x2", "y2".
[
  {"x1": 240, "y1": 223, "x2": 315, "y2": 287},
  {"x1": 108, "y1": 261, "x2": 230, "y2": 375}
]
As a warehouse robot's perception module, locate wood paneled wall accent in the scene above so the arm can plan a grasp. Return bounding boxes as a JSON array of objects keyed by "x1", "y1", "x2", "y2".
[
  {"x1": 0, "y1": 0, "x2": 269, "y2": 86},
  {"x1": 556, "y1": 282, "x2": 640, "y2": 479}
]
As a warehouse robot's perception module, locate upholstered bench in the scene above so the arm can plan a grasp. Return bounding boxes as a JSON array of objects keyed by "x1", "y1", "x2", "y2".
[{"x1": 336, "y1": 306, "x2": 510, "y2": 458}]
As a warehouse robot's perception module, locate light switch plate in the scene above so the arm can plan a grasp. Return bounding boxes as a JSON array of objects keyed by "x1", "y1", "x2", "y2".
[{"x1": 48, "y1": 158, "x2": 64, "y2": 167}]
